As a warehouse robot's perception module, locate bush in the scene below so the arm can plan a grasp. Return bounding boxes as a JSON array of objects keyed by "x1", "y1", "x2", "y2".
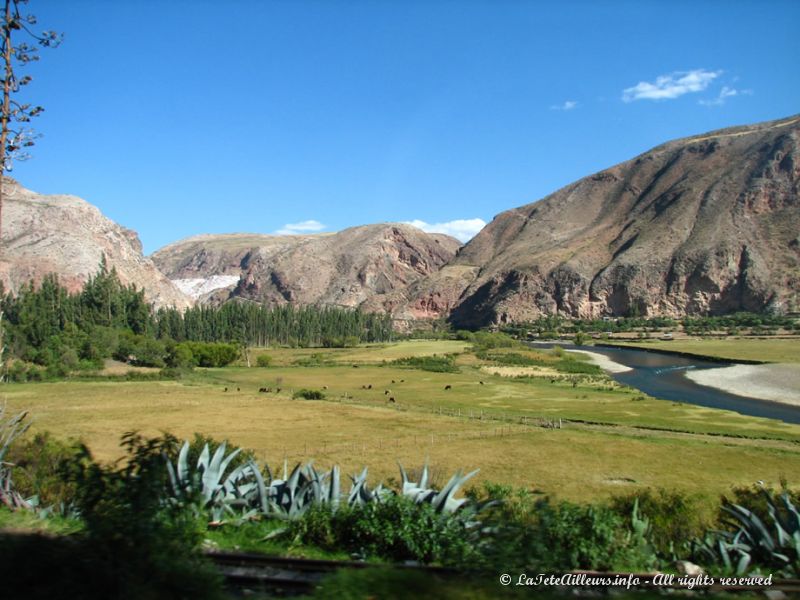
[
  {"x1": 391, "y1": 354, "x2": 459, "y2": 373},
  {"x1": 5, "y1": 432, "x2": 83, "y2": 508},
  {"x1": 482, "y1": 497, "x2": 658, "y2": 573},
  {"x1": 321, "y1": 336, "x2": 360, "y2": 348},
  {"x1": 288, "y1": 496, "x2": 480, "y2": 566},
  {"x1": 256, "y1": 354, "x2": 272, "y2": 367},
  {"x1": 480, "y1": 352, "x2": 546, "y2": 367},
  {"x1": 610, "y1": 488, "x2": 707, "y2": 557},
  {"x1": 293, "y1": 388, "x2": 326, "y2": 400},
  {"x1": 56, "y1": 433, "x2": 223, "y2": 599},
  {"x1": 176, "y1": 341, "x2": 239, "y2": 368},
  {"x1": 554, "y1": 358, "x2": 602, "y2": 375}
]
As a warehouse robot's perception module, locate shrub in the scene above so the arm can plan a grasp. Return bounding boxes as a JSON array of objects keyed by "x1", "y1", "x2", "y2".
[
  {"x1": 57, "y1": 433, "x2": 223, "y2": 599},
  {"x1": 5, "y1": 432, "x2": 83, "y2": 508},
  {"x1": 391, "y1": 354, "x2": 459, "y2": 373},
  {"x1": 287, "y1": 496, "x2": 480, "y2": 566},
  {"x1": 293, "y1": 388, "x2": 326, "y2": 400},
  {"x1": 554, "y1": 358, "x2": 602, "y2": 375},
  {"x1": 256, "y1": 354, "x2": 272, "y2": 367},
  {"x1": 176, "y1": 341, "x2": 239, "y2": 368},
  {"x1": 610, "y1": 488, "x2": 708, "y2": 557}
]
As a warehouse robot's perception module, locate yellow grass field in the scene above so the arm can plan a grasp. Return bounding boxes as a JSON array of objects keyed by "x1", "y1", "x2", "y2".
[
  {"x1": 4, "y1": 340, "x2": 799, "y2": 503},
  {"x1": 609, "y1": 337, "x2": 800, "y2": 363}
]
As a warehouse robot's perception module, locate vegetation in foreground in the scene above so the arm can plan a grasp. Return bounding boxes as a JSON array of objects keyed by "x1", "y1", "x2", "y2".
[{"x1": 1, "y1": 419, "x2": 798, "y2": 598}]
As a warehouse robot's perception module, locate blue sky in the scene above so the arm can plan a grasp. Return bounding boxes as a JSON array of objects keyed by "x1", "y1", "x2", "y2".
[{"x1": 10, "y1": 0, "x2": 800, "y2": 253}]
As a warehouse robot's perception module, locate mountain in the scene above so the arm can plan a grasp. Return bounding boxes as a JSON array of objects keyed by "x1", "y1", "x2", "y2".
[
  {"x1": 0, "y1": 179, "x2": 191, "y2": 309},
  {"x1": 401, "y1": 114, "x2": 800, "y2": 327},
  {"x1": 151, "y1": 233, "x2": 317, "y2": 303},
  {"x1": 151, "y1": 224, "x2": 462, "y2": 310}
]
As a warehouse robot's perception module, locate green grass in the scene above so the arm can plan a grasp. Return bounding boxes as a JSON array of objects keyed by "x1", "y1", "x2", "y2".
[
  {"x1": 608, "y1": 338, "x2": 800, "y2": 363},
  {"x1": 4, "y1": 340, "x2": 799, "y2": 504}
]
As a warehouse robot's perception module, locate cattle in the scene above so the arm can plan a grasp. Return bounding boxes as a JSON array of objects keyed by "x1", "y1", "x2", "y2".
[
  {"x1": 322, "y1": 385, "x2": 328, "y2": 390},
  {"x1": 224, "y1": 387, "x2": 228, "y2": 392},
  {"x1": 388, "y1": 397, "x2": 396, "y2": 403},
  {"x1": 391, "y1": 380, "x2": 396, "y2": 384},
  {"x1": 444, "y1": 385, "x2": 452, "y2": 390},
  {"x1": 276, "y1": 388, "x2": 282, "y2": 393},
  {"x1": 237, "y1": 387, "x2": 240, "y2": 392},
  {"x1": 259, "y1": 387, "x2": 266, "y2": 393},
  {"x1": 367, "y1": 384, "x2": 372, "y2": 389},
  {"x1": 384, "y1": 390, "x2": 390, "y2": 395},
  {"x1": 479, "y1": 381, "x2": 484, "y2": 385}
]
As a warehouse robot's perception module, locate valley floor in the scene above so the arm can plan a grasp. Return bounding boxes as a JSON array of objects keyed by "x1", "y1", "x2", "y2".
[{"x1": 5, "y1": 339, "x2": 799, "y2": 505}]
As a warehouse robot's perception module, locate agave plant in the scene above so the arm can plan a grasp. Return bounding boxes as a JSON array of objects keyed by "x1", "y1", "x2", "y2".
[
  {"x1": 165, "y1": 440, "x2": 266, "y2": 523},
  {"x1": 0, "y1": 405, "x2": 32, "y2": 510},
  {"x1": 694, "y1": 489, "x2": 800, "y2": 576},
  {"x1": 266, "y1": 461, "x2": 343, "y2": 519},
  {"x1": 348, "y1": 467, "x2": 390, "y2": 507},
  {"x1": 398, "y1": 462, "x2": 480, "y2": 514}
]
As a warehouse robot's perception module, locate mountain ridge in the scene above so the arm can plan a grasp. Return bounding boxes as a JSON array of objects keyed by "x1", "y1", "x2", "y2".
[{"x1": 398, "y1": 113, "x2": 800, "y2": 326}]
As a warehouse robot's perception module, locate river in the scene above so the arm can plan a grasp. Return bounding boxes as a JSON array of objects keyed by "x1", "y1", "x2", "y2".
[{"x1": 529, "y1": 342, "x2": 800, "y2": 425}]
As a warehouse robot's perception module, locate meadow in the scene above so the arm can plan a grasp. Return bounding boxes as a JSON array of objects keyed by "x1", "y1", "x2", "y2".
[
  {"x1": 607, "y1": 337, "x2": 800, "y2": 363},
  {"x1": 4, "y1": 339, "x2": 799, "y2": 504}
]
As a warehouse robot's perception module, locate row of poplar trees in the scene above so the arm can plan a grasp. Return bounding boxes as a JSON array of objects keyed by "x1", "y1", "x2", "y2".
[{"x1": 1, "y1": 259, "x2": 395, "y2": 364}]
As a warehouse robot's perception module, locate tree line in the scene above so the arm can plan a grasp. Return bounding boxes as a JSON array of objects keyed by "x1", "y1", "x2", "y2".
[{"x1": 0, "y1": 260, "x2": 394, "y2": 379}]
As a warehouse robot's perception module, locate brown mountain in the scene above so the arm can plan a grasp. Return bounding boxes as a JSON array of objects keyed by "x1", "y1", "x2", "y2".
[
  {"x1": 401, "y1": 114, "x2": 800, "y2": 327},
  {"x1": 152, "y1": 224, "x2": 462, "y2": 310},
  {"x1": 0, "y1": 178, "x2": 191, "y2": 309}
]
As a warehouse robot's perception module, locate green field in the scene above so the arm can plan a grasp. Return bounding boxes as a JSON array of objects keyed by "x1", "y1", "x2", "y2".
[
  {"x1": 608, "y1": 337, "x2": 800, "y2": 363},
  {"x1": 4, "y1": 340, "x2": 799, "y2": 503}
]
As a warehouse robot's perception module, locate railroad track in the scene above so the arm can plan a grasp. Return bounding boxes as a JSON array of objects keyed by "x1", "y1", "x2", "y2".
[
  {"x1": 206, "y1": 550, "x2": 456, "y2": 596},
  {"x1": 207, "y1": 551, "x2": 800, "y2": 597}
]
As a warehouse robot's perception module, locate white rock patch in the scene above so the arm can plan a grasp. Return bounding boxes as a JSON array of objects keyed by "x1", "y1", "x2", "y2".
[{"x1": 173, "y1": 275, "x2": 241, "y2": 300}]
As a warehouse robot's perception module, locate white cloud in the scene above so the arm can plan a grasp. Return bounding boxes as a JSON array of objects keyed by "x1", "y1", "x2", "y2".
[
  {"x1": 550, "y1": 100, "x2": 578, "y2": 111},
  {"x1": 622, "y1": 69, "x2": 721, "y2": 102},
  {"x1": 274, "y1": 219, "x2": 326, "y2": 235},
  {"x1": 699, "y1": 85, "x2": 753, "y2": 106},
  {"x1": 404, "y1": 218, "x2": 486, "y2": 243}
]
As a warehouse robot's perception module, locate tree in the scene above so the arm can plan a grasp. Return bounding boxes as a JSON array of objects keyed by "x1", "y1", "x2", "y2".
[{"x1": 0, "y1": 0, "x2": 60, "y2": 249}]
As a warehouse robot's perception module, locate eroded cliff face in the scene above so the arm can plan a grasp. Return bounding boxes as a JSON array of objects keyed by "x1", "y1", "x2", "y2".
[
  {"x1": 152, "y1": 224, "x2": 461, "y2": 310},
  {"x1": 402, "y1": 114, "x2": 800, "y2": 327},
  {"x1": 0, "y1": 179, "x2": 191, "y2": 309}
]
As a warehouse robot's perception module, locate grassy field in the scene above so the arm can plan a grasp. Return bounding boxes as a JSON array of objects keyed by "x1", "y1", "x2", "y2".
[
  {"x1": 608, "y1": 337, "x2": 800, "y2": 363},
  {"x1": 4, "y1": 340, "x2": 799, "y2": 503}
]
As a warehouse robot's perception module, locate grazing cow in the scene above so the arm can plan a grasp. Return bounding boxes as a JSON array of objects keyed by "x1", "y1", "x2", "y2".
[
  {"x1": 276, "y1": 388, "x2": 282, "y2": 393},
  {"x1": 400, "y1": 379, "x2": 405, "y2": 383},
  {"x1": 259, "y1": 387, "x2": 266, "y2": 393},
  {"x1": 367, "y1": 384, "x2": 372, "y2": 389},
  {"x1": 444, "y1": 385, "x2": 452, "y2": 390},
  {"x1": 352, "y1": 365, "x2": 359, "y2": 368},
  {"x1": 388, "y1": 397, "x2": 396, "y2": 403},
  {"x1": 391, "y1": 380, "x2": 396, "y2": 384},
  {"x1": 224, "y1": 387, "x2": 228, "y2": 392},
  {"x1": 479, "y1": 381, "x2": 484, "y2": 385},
  {"x1": 322, "y1": 385, "x2": 328, "y2": 390},
  {"x1": 384, "y1": 390, "x2": 390, "y2": 395}
]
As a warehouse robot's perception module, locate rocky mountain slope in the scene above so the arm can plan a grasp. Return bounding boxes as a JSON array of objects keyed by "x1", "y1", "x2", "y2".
[
  {"x1": 152, "y1": 224, "x2": 461, "y2": 310},
  {"x1": 0, "y1": 179, "x2": 191, "y2": 309},
  {"x1": 400, "y1": 114, "x2": 800, "y2": 327}
]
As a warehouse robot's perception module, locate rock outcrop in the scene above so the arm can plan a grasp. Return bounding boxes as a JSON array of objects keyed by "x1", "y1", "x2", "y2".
[
  {"x1": 402, "y1": 114, "x2": 800, "y2": 327},
  {"x1": 0, "y1": 179, "x2": 191, "y2": 309}
]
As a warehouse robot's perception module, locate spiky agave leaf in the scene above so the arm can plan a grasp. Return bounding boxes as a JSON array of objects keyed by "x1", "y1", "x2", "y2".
[{"x1": 431, "y1": 469, "x2": 479, "y2": 514}]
